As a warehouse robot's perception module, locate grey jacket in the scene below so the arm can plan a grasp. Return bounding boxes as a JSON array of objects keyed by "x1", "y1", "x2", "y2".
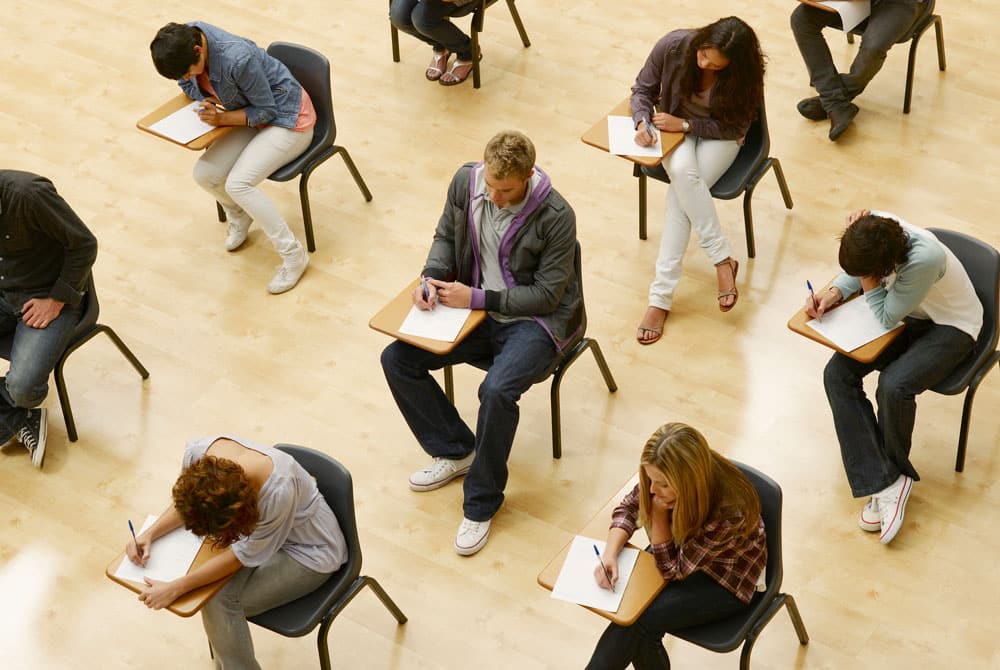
[{"x1": 422, "y1": 162, "x2": 582, "y2": 349}]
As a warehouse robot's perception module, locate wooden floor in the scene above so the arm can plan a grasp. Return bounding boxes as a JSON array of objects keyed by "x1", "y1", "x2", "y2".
[{"x1": 2, "y1": 1, "x2": 998, "y2": 668}]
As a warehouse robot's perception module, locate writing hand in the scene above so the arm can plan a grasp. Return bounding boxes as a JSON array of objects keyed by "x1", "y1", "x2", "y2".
[
  {"x1": 805, "y1": 287, "x2": 841, "y2": 319},
  {"x1": 196, "y1": 102, "x2": 223, "y2": 125},
  {"x1": 427, "y1": 279, "x2": 471, "y2": 308},
  {"x1": 412, "y1": 280, "x2": 438, "y2": 311},
  {"x1": 20, "y1": 297, "x2": 65, "y2": 329},
  {"x1": 138, "y1": 578, "x2": 182, "y2": 610},
  {"x1": 127, "y1": 535, "x2": 152, "y2": 567},
  {"x1": 593, "y1": 558, "x2": 619, "y2": 591}
]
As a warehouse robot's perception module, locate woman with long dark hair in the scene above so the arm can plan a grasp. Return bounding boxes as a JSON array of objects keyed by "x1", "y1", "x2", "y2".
[
  {"x1": 586, "y1": 423, "x2": 767, "y2": 668},
  {"x1": 631, "y1": 17, "x2": 766, "y2": 344}
]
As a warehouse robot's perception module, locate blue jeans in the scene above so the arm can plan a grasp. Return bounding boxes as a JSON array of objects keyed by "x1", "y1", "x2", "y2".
[
  {"x1": 824, "y1": 318, "x2": 975, "y2": 497},
  {"x1": 586, "y1": 570, "x2": 749, "y2": 670},
  {"x1": 0, "y1": 292, "x2": 81, "y2": 442},
  {"x1": 390, "y1": 0, "x2": 474, "y2": 60},
  {"x1": 201, "y1": 550, "x2": 331, "y2": 670},
  {"x1": 381, "y1": 317, "x2": 556, "y2": 521},
  {"x1": 791, "y1": 0, "x2": 922, "y2": 111}
]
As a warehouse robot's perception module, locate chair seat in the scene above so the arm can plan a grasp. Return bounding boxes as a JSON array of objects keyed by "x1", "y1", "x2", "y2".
[
  {"x1": 672, "y1": 590, "x2": 771, "y2": 652},
  {"x1": 248, "y1": 569, "x2": 358, "y2": 637},
  {"x1": 269, "y1": 144, "x2": 338, "y2": 183},
  {"x1": 932, "y1": 350, "x2": 999, "y2": 395}
]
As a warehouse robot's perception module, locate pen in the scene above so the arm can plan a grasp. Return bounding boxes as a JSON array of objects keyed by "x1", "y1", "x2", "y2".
[
  {"x1": 593, "y1": 544, "x2": 614, "y2": 593},
  {"x1": 196, "y1": 101, "x2": 226, "y2": 113},
  {"x1": 420, "y1": 276, "x2": 430, "y2": 303},
  {"x1": 643, "y1": 118, "x2": 656, "y2": 141},
  {"x1": 806, "y1": 280, "x2": 821, "y2": 321},
  {"x1": 128, "y1": 519, "x2": 138, "y2": 545}
]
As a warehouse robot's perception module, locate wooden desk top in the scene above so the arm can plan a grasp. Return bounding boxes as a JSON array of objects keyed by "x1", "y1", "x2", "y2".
[
  {"x1": 369, "y1": 279, "x2": 487, "y2": 355},
  {"x1": 537, "y1": 475, "x2": 666, "y2": 626},
  {"x1": 136, "y1": 93, "x2": 233, "y2": 151},
  {"x1": 787, "y1": 285, "x2": 904, "y2": 364},
  {"x1": 580, "y1": 97, "x2": 685, "y2": 168},
  {"x1": 105, "y1": 539, "x2": 234, "y2": 617}
]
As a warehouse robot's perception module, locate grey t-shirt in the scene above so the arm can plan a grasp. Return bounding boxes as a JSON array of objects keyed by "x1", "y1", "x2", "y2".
[{"x1": 183, "y1": 436, "x2": 348, "y2": 574}]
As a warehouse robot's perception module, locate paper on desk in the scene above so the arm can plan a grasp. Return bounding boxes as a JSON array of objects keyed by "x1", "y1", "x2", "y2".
[
  {"x1": 810, "y1": 0, "x2": 871, "y2": 32},
  {"x1": 806, "y1": 295, "x2": 903, "y2": 352},
  {"x1": 607, "y1": 116, "x2": 663, "y2": 158},
  {"x1": 114, "y1": 515, "x2": 204, "y2": 584},
  {"x1": 551, "y1": 536, "x2": 640, "y2": 613},
  {"x1": 147, "y1": 101, "x2": 216, "y2": 144},
  {"x1": 398, "y1": 304, "x2": 471, "y2": 342}
]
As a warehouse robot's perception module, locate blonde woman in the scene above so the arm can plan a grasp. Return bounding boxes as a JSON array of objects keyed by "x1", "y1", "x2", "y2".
[{"x1": 586, "y1": 423, "x2": 766, "y2": 669}]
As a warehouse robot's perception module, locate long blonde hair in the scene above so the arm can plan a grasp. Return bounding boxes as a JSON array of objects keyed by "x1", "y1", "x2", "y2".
[{"x1": 637, "y1": 423, "x2": 760, "y2": 544}]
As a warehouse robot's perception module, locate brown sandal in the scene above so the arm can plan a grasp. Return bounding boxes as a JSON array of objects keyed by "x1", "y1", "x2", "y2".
[
  {"x1": 716, "y1": 258, "x2": 739, "y2": 312},
  {"x1": 636, "y1": 307, "x2": 669, "y2": 345},
  {"x1": 425, "y1": 50, "x2": 450, "y2": 81}
]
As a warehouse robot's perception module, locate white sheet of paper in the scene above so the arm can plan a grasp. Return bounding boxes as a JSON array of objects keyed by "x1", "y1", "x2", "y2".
[
  {"x1": 398, "y1": 304, "x2": 471, "y2": 342},
  {"x1": 607, "y1": 115, "x2": 663, "y2": 158},
  {"x1": 806, "y1": 295, "x2": 903, "y2": 351},
  {"x1": 147, "y1": 101, "x2": 216, "y2": 144},
  {"x1": 114, "y1": 515, "x2": 204, "y2": 584},
  {"x1": 551, "y1": 536, "x2": 641, "y2": 613},
  {"x1": 817, "y1": 0, "x2": 872, "y2": 32}
]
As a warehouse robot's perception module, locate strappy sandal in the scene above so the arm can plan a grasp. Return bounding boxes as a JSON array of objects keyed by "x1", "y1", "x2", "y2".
[
  {"x1": 439, "y1": 49, "x2": 481, "y2": 86},
  {"x1": 636, "y1": 307, "x2": 669, "y2": 345},
  {"x1": 716, "y1": 258, "x2": 739, "y2": 312},
  {"x1": 425, "y1": 50, "x2": 450, "y2": 81}
]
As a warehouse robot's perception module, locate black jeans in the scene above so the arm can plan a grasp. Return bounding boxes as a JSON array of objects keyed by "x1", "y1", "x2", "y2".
[
  {"x1": 823, "y1": 318, "x2": 974, "y2": 497},
  {"x1": 389, "y1": 0, "x2": 474, "y2": 60},
  {"x1": 585, "y1": 571, "x2": 749, "y2": 670},
  {"x1": 791, "y1": 0, "x2": 923, "y2": 111}
]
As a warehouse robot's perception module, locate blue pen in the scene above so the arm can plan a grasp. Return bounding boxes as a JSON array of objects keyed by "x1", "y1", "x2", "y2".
[
  {"x1": 806, "y1": 280, "x2": 821, "y2": 321},
  {"x1": 643, "y1": 118, "x2": 656, "y2": 141},
  {"x1": 593, "y1": 544, "x2": 615, "y2": 593},
  {"x1": 128, "y1": 519, "x2": 138, "y2": 545},
  {"x1": 420, "y1": 276, "x2": 430, "y2": 303}
]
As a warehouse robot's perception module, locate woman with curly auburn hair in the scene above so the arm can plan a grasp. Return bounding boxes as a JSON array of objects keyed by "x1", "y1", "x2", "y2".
[
  {"x1": 806, "y1": 210, "x2": 983, "y2": 545},
  {"x1": 125, "y1": 436, "x2": 347, "y2": 668},
  {"x1": 586, "y1": 423, "x2": 766, "y2": 669},
  {"x1": 630, "y1": 16, "x2": 766, "y2": 344}
]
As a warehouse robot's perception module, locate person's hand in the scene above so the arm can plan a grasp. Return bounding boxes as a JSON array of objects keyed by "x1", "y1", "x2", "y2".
[
  {"x1": 427, "y1": 279, "x2": 471, "y2": 308},
  {"x1": 634, "y1": 121, "x2": 657, "y2": 147},
  {"x1": 805, "y1": 286, "x2": 842, "y2": 319},
  {"x1": 411, "y1": 280, "x2": 438, "y2": 311},
  {"x1": 20, "y1": 297, "x2": 64, "y2": 329},
  {"x1": 847, "y1": 208, "x2": 871, "y2": 224},
  {"x1": 138, "y1": 578, "x2": 182, "y2": 610},
  {"x1": 859, "y1": 275, "x2": 881, "y2": 292},
  {"x1": 127, "y1": 534, "x2": 152, "y2": 567},
  {"x1": 652, "y1": 112, "x2": 685, "y2": 133},
  {"x1": 593, "y1": 556, "x2": 619, "y2": 591},
  {"x1": 196, "y1": 101, "x2": 223, "y2": 126}
]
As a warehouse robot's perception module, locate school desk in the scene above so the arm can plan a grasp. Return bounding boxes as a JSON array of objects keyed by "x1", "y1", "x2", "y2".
[
  {"x1": 580, "y1": 97, "x2": 685, "y2": 168},
  {"x1": 137, "y1": 93, "x2": 233, "y2": 151},
  {"x1": 369, "y1": 278, "x2": 487, "y2": 355}
]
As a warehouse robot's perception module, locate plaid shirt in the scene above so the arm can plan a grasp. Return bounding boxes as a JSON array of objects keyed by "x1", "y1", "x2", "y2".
[{"x1": 610, "y1": 485, "x2": 767, "y2": 604}]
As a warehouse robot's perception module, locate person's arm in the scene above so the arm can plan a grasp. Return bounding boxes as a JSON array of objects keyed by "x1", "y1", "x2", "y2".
[
  {"x1": 863, "y1": 248, "x2": 942, "y2": 327},
  {"x1": 422, "y1": 167, "x2": 467, "y2": 283},
  {"x1": 24, "y1": 177, "x2": 97, "y2": 308},
  {"x1": 228, "y1": 49, "x2": 279, "y2": 127},
  {"x1": 138, "y1": 548, "x2": 243, "y2": 610},
  {"x1": 126, "y1": 504, "x2": 184, "y2": 567},
  {"x1": 630, "y1": 36, "x2": 669, "y2": 131},
  {"x1": 595, "y1": 527, "x2": 630, "y2": 590}
]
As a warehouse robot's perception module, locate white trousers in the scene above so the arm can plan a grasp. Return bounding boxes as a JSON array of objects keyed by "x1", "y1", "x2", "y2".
[
  {"x1": 193, "y1": 125, "x2": 314, "y2": 259},
  {"x1": 648, "y1": 134, "x2": 740, "y2": 311}
]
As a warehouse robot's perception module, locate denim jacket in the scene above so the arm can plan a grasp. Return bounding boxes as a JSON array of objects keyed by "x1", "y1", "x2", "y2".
[{"x1": 178, "y1": 22, "x2": 302, "y2": 129}]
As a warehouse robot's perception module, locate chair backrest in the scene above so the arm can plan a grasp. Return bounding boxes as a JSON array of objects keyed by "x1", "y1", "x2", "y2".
[
  {"x1": 706, "y1": 99, "x2": 770, "y2": 199},
  {"x1": 734, "y1": 462, "x2": 783, "y2": 599},
  {"x1": 273, "y1": 444, "x2": 363, "y2": 585},
  {"x1": 926, "y1": 228, "x2": 1000, "y2": 366},
  {"x1": 267, "y1": 42, "x2": 335, "y2": 151}
]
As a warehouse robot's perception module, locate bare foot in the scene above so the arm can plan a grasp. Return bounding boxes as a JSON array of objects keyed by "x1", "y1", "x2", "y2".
[{"x1": 636, "y1": 306, "x2": 669, "y2": 345}]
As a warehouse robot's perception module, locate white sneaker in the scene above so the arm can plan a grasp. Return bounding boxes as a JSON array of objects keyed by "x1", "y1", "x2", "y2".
[
  {"x1": 875, "y1": 475, "x2": 913, "y2": 545},
  {"x1": 454, "y1": 517, "x2": 491, "y2": 556},
  {"x1": 267, "y1": 249, "x2": 309, "y2": 294},
  {"x1": 224, "y1": 215, "x2": 253, "y2": 251},
  {"x1": 859, "y1": 497, "x2": 881, "y2": 532},
  {"x1": 409, "y1": 453, "x2": 474, "y2": 492}
]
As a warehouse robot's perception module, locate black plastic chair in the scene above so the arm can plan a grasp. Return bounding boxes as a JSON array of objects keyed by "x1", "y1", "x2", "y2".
[
  {"x1": 670, "y1": 462, "x2": 809, "y2": 669},
  {"x1": 632, "y1": 100, "x2": 792, "y2": 258},
  {"x1": 443, "y1": 242, "x2": 618, "y2": 459},
  {"x1": 214, "y1": 42, "x2": 373, "y2": 253},
  {"x1": 389, "y1": 0, "x2": 531, "y2": 89},
  {"x1": 247, "y1": 444, "x2": 407, "y2": 670},
  {"x1": 924, "y1": 229, "x2": 1000, "y2": 473},
  {"x1": 0, "y1": 275, "x2": 149, "y2": 442},
  {"x1": 846, "y1": 0, "x2": 945, "y2": 114}
]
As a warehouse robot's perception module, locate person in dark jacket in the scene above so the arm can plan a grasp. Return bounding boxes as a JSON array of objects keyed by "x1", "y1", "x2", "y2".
[
  {"x1": 381, "y1": 130, "x2": 580, "y2": 556},
  {"x1": 0, "y1": 170, "x2": 97, "y2": 468}
]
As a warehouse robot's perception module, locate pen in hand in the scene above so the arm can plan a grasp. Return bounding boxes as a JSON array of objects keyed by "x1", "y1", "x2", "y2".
[
  {"x1": 806, "y1": 280, "x2": 821, "y2": 322},
  {"x1": 593, "y1": 544, "x2": 615, "y2": 593},
  {"x1": 128, "y1": 519, "x2": 143, "y2": 565},
  {"x1": 644, "y1": 118, "x2": 656, "y2": 142},
  {"x1": 420, "y1": 277, "x2": 434, "y2": 306}
]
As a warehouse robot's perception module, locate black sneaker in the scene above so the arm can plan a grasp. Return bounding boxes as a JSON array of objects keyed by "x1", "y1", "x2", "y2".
[{"x1": 16, "y1": 408, "x2": 47, "y2": 469}]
